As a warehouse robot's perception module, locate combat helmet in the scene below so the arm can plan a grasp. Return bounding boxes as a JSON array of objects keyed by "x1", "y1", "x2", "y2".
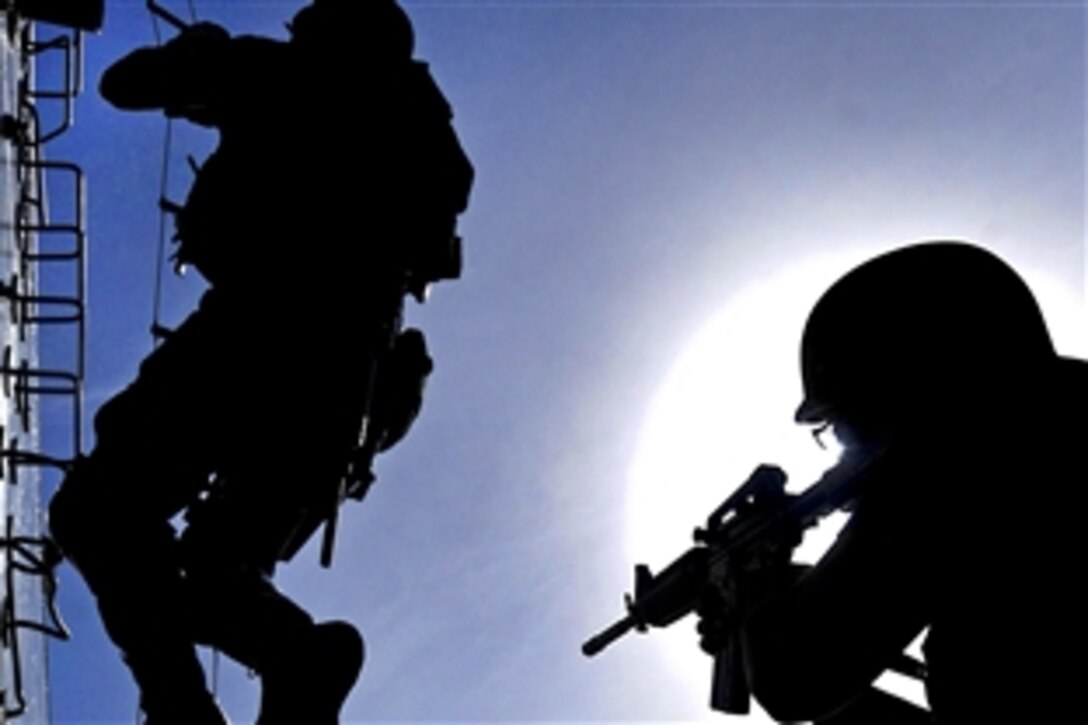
[
  {"x1": 289, "y1": 0, "x2": 414, "y2": 60},
  {"x1": 795, "y1": 241, "x2": 1056, "y2": 427}
]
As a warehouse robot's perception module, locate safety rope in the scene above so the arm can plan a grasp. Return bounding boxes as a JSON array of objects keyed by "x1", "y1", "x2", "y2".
[
  {"x1": 146, "y1": 0, "x2": 197, "y2": 349},
  {"x1": 149, "y1": 116, "x2": 173, "y2": 348}
]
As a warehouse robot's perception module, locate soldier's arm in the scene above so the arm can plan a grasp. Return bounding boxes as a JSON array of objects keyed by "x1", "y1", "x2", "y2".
[
  {"x1": 740, "y1": 462, "x2": 933, "y2": 722},
  {"x1": 99, "y1": 22, "x2": 231, "y2": 117}
]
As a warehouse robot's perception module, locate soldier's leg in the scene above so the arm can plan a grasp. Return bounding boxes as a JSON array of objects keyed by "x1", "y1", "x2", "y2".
[
  {"x1": 178, "y1": 374, "x2": 368, "y2": 723},
  {"x1": 48, "y1": 304, "x2": 227, "y2": 722},
  {"x1": 179, "y1": 480, "x2": 363, "y2": 724},
  {"x1": 181, "y1": 542, "x2": 364, "y2": 724},
  {"x1": 50, "y1": 455, "x2": 224, "y2": 723}
]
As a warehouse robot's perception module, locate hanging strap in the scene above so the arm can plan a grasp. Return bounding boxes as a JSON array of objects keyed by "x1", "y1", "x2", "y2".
[{"x1": 145, "y1": 0, "x2": 198, "y2": 347}]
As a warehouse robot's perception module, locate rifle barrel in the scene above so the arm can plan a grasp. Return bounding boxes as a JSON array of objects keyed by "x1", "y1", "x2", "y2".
[{"x1": 582, "y1": 615, "x2": 637, "y2": 657}]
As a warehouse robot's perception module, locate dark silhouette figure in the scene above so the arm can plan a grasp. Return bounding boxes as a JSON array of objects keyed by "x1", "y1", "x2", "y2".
[
  {"x1": 47, "y1": 2, "x2": 472, "y2": 722},
  {"x1": 703, "y1": 241, "x2": 1088, "y2": 723}
]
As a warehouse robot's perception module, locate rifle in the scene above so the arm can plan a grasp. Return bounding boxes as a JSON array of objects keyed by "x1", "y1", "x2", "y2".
[
  {"x1": 582, "y1": 451, "x2": 899, "y2": 714},
  {"x1": 274, "y1": 232, "x2": 462, "y2": 568}
]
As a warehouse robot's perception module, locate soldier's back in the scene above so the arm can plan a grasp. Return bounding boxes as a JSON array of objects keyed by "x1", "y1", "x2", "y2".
[{"x1": 920, "y1": 356, "x2": 1088, "y2": 722}]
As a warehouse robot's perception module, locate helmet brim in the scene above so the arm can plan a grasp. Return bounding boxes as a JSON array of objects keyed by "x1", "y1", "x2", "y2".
[{"x1": 794, "y1": 398, "x2": 830, "y2": 424}]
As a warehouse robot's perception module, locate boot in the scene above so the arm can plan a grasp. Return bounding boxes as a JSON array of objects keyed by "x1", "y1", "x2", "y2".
[
  {"x1": 256, "y1": 620, "x2": 364, "y2": 724},
  {"x1": 179, "y1": 529, "x2": 362, "y2": 723}
]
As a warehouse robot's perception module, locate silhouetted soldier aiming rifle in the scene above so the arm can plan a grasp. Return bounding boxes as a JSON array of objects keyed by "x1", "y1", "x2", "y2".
[
  {"x1": 591, "y1": 242, "x2": 1088, "y2": 724},
  {"x1": 47, "y1": 2, "x2": 473, "y2": 723},
  {"x1": 583, "y1": 456, "x2": 928, "y2": 715}
]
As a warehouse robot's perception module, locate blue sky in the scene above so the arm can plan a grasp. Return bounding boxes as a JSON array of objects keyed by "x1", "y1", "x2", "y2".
[{"x1": 38, "y1": 1, "x2": 1085, "y2": 722}]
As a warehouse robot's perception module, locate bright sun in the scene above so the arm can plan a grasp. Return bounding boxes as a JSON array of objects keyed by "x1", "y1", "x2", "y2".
[{"x1": 624, "y1": 248, "x2": 1087, "y2": 722}]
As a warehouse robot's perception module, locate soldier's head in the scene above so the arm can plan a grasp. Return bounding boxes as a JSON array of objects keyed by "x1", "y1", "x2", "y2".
[
  {"x1": 795, "y1": 241, "x2": 1056, "y2": 449},
  {"x1": 289, "y1": 0, "x2": 414, "y2": 61}
]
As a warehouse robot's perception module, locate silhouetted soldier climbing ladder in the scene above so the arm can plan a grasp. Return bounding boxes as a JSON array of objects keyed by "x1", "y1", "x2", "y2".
[{"x1": 47, "y1": 1, "x2": 473, "y2": 722}]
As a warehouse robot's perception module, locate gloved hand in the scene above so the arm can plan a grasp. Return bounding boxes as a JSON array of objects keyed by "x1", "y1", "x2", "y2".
[
  {"x1": 160, "y1": 22, "x2": 230, "y2": 126},
  {"x1": 696, "y1": 586, "x2": 736, "y2": 656},
  {"x1": 695, "y1": 563, "x2": 812, "y2": 656}
]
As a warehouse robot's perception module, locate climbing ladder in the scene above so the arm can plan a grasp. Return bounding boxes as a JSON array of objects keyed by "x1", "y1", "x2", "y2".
[{"x1": 0, "y1": 5, "x2": 91, "y2": 721}]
